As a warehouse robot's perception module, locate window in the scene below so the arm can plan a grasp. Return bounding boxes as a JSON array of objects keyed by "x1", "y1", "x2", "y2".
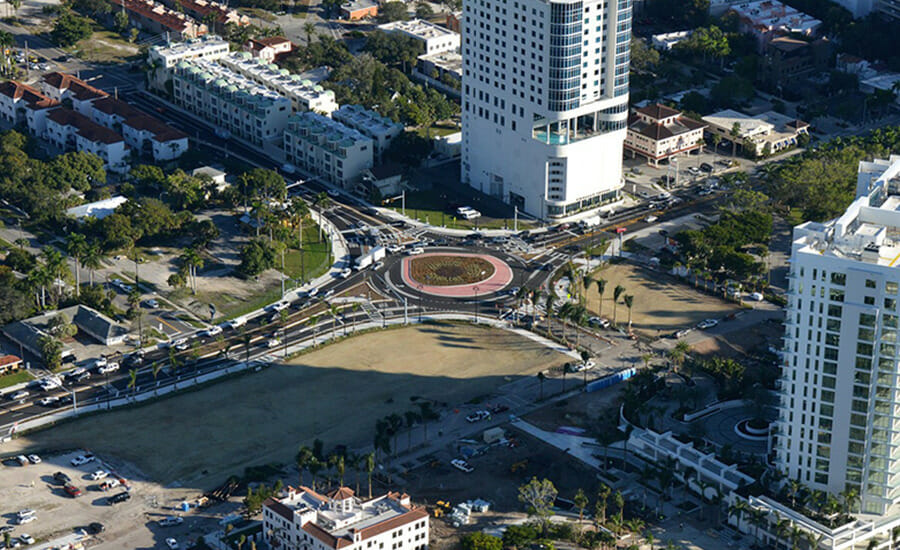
[
  {"x1": 866, "y1": 279, "x2": 877, "y2": 288},
  {"x1": 831, "y1": 272, "x2": 846, "y2": 285}
]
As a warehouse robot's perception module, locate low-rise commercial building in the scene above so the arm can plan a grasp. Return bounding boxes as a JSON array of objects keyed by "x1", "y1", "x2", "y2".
[
  {"x1": 759, "y1": 36, "x2": 831, "y2": 88},
  {"x1": 243, "y1": 36, "x2": 293, "y2": 62},
  {"x1": 262, "y1": 487, "x2": 429, "y2": 550},
  {"x1": 0, "y1": 355, "x2": 23, "y2": 376},
  {"x1": 651, "y1": 31, "x2": 691, "y2": 51},
  {"x1": 172, "y1": 58, "x2": 292, "y2": 145},
  {"x1": 219, "y1": 52, "x2": 338, "y2": 115},
  {"x1": 377, "y1": 19, "x2": 460, "y2": 55},
  {"x1": 283, "y1": 112, "x2": 374, "y2": 188},
  {"x1": 66, "y1": 196, "x2": 129, "y2": 220},
  {"x1": 415, "y1": 50, "x2": 462, "y2": 93},
  {"x1": 340, "y1": 0, "x2": 378, "y2": 20},
  {"x1": 702, "y1": 109, "x2": 809, "y2": 158},
  {"x1": 45, "y1": 108, "x2": 130, "y2": 173},
  {"x1": 331, "y1": 104, "x2": 402, "y2": 161},
  {"x1": 729, "y1": 0, "x2": 822, "y2": 51},
  {"x1": 625, "y1": 104, "x2": 706, "y2": 166}
]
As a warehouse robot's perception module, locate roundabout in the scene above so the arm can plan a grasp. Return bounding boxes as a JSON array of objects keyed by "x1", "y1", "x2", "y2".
[{"x1": 400, "y1": 252, "x2": 514, "y2": 297}]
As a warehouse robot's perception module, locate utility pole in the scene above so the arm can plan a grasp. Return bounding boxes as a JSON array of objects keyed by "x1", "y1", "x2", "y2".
[
  {"x1": 403, "y1": 296, "x2": 408, "y2": 325},
  {"x1": 514, "y1": 205, "x2": 518, "y2": 232},
  {"x1": 401, "y1": 190, "x2": 405, "y2": 217}
]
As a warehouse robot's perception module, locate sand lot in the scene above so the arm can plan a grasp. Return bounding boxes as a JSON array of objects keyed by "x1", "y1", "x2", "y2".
[
  {"x1": 7, "y1": 323, "x2": 568, "y2": 492},
  {"x1": 586, "y1": 264, "x2": 739, "y2": 335}
]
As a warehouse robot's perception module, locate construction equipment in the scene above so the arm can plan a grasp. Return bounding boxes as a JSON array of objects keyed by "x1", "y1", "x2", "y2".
[{"x1": 510, "y1": 460, "x2": 528, "y2": 473}]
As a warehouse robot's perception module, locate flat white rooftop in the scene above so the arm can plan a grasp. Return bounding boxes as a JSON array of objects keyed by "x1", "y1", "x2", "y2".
[{"x1": 378, "y1": 19, "x2": 458, "y2": 40}]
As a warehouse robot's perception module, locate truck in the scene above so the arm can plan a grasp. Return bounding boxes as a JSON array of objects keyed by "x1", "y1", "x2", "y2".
[
  {"x1": 354, "y1": 246, "x2": 386, "y2": 270},
  {"x1": 578, "y1": 215, "x2": 603, "y2": 230}
]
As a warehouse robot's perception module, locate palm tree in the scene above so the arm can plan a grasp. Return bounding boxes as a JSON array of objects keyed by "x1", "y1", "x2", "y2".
[
  {"x1": 404, "y1": 410, "x2": 420, "y2": 450},
  {"x1": 303, "y1": 21, "x2": 316, "y2": 44},
  {"x1": 42, "y1": 246, "x2": 71, "y2": 306},
  {"x1": 313, "y1": 192, "x2": 332, "y2": 243},
  {"x1": 623, "y1": 294, "x2": 634, "y2": 330},
  {"x1": 289, "y1": 197, "x2": 310, "y2": 281},
  {"x1": 181, "y1": 247, "x2": 204, "y2": 294},
  {"x1": 418, "y1": 401, "x2": 437, "y2": 441},
  {"x1": 612, "y1": 285, "x2": 625, "y2": 325},
  {"x1": 544, "y1": 293, "x2": 556, "y2": 336},
  {"x1": 537, "y1": 371, "x2": 546, "y2": 400},
  {"x1": 388, "y1": 413, "x2": 403, "y2": 456},
  {"x1": 530, "y1": 289, "x2": 542, "y2": 329},
  {"x1": 787, "y1": 480, "x2": 801, "y2": 508},
  {"x1": 840, "y1": 488, "x2": 860, "y2": 515},
  {"x1": 365, "y1": 451, "x2": 375, "y2": 498},
  {"x1": 333, "y1": 454, "x2": 346, "y2": 487},
  {"x1": 168, "y1": 347, "x2": 181, "y2": 389},
  {"x1": 596, "y1": 484, "x2": 611, "y2": 525},
  {"x1": 729, "y1": 122, "x2": 741, "y2": 159},
  {"x1": 595, "y1": 278, "x2": 607, "y2": 318},
  {"x1": 728, "y1": 500, "x2": 749, "y2": 532},
  {"x1": 573, "y1": 488, "x2": 588, "y2": 532},
  {"x1": 329, "y1": 303, "x2": 340, "y2": 339},
  {"x1": 581, "y1": 275, "x2": 593, "y2": 305},
  {"x1": 66, "y1": 233, "x2": 87, "y2": 298},
  {"x1": 82, "y1": 243, "x2": 103, "y2": 286},
  {"x1": 151, "y1": 362, "x2": 162, "y2": 395},
  {"x1": 127, "y1": 368, "x2": 138, "y2": 399},
  {"x1": 669, "y1": 340, "x2": 691, "y2": 373},
  {"x1": 711, "y1": 134, "x2": 722, "y2": 163},
  {"x1": 308, "y1": 459, "x2": 323, "y2": 491},
  {"x1": 296, "y1": 446, "x2": 313, "y2": 485}
]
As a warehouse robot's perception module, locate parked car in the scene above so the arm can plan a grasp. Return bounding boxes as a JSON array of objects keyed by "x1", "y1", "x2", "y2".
[
  {"x1": 465, "y1": 410, "x2": 491, "y2": 423},
  {"x1": 107, "y1": 491, "x2": 131, "y2": 505},
  {"x1": 18, "y1": 534, "x2": 34, "y2": 545},
  {"x1": 159, "y1": 516, "x2": 184, "y2": 527},
  {"x1": 450, "y1": 459, "x2": 474, "y2": 473},
  {"x1": 87, "y1": 522, "x2": 105, "y2": 534},
  {"x1": 90, "y1": 470, "x2": 109, "y2": 481},
  {"x1": 64, "y1": 484, "x2": 83, "y2": 498},
  {"x1": 97, "y1": 363, "x2": 119, "y2": 375},
  {"x1": 71, "y1": 453, "x2": 95, "y2": 466},
  {"x1": 144, "y1": 298, "x2": 160, "y2": 308},
  {"x1": 52, "y1": 471, "x2": 71, "y2": 485},
  {"x1": 696, "y1": 319, "x2": 719, "y2": 330},
  {"x1": 99, "y1": 478, "x2": 121, "y2": 491},
  {"x1": 166, "y1": 538, "x2": 180, "y2": 549},
  {"x1": 14, "y1": 455, "x2": 28, "y2": 465},
  {"x1": 16, "y1": 515, "x2": 36, "y2": 525},
  {"x1": 748, "y1": 292, "x2": 764, "y2": 301},
  {"x1": 700, "y1": 162, "x2": 713, "y2": 172},
  {"x1": 589, "y1": 316, "x2": 610, "y2": 329},
  {"x1": 26, "y1": 455, "x2": 40, "y2": 465}
]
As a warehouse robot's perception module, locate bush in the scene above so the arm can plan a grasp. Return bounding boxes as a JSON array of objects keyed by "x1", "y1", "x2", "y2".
[
  {"x1": 460, "y1": 533, "x2": 502, "y2": 550},
  {"x1": 51, "y1": 11, "x2": 93, "y2": 46},
  {"x1": 502, "y1": 523, "x2": 539, "y2": 548}
]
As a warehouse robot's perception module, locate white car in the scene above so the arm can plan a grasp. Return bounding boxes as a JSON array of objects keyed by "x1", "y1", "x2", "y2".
[
  {"x1": 387, "y1": 245, "x2": 403, "y2": 254},
  {"x1": 19, "y1": 534, "x2": 34, "y2": 545},
  {"x1": 338, "y1": 268, "x2": 352, "y2": 278},
  {"x1": 172, "y1": 338, "x2": 188, "y2": 351},
  {"x1": 575, "y1": 360, "x2": 596, "y2": 371},
  {"x1": 465, "y1": 410, "x2": 491, "y2": 423},
  {"x1": 90, "y1": 469, "x2": 109, "y2": 481},
  {"x1": 94, "y1": 356, "x2": 108, "y2": 368},
  {"x1": 16, "y1": 509, "x2": 35, "y2": 519},
  {"x1": 17, "y1": 515, "x2": 36, "y2": 525},
  {"x1": 38, "y1": 396, "x2": 60, "y2": 407},
  {"x1": 697, "y1": 319, "x2": 719, "y2": 330},
  {"x1": 450, "y1": 459, "x2": 474, "y2": 473},
  {"x1": 98, "y1": 362, "x2": 119, "y2": 375},
  {"x1": 166, "y1": 538, "x2": 180, "y2": 549},
  {"x1": 406, "y1": 247, "x2": 425, "y2": 256},
  {"x1": 203, "y1": 326, "x2": 223, "y2": 338},
  {"x1": 644, "y1": 215, "x2": 658, "y2": 223},
  {"x1": 307, "y1": 287, "x2": 319, "y2": 298},
  {"x1": 145, "y1": 298, "x2": 160, "y2": 308},
  {"x1": 10, "y1": 390, "x2": 29, "y2": 401},
  {"x1": 267, "y1": 338, "x2": 281, "y2": 348},
  {"x1": 271, "y1": 301, "x2": 289, "y2": 312},
  {"x1": 159, "y1": 516, "x2": 184, "y2": 527},
  {"x1": 68, "y1": 367, "x2": 87, "y2": 378},
  {"x1": 71, "y1": 454, "x2": 95, "y2": 466},
  {"x1": 27, "y1": 454, "x2": 41, "y2": 464},
  {"x1": 748, "y1": 292, "x2": 764, "y2": 302}
]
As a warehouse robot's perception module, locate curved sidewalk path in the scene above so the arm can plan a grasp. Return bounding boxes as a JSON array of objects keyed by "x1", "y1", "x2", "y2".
[{"x1": 400, "y1": 252, "x2": 514, "y2": 297}]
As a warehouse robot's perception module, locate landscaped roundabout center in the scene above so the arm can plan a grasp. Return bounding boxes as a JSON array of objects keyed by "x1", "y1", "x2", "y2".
[{"x1": 401, "y1": 252, "x2": 514, "y2": 298}]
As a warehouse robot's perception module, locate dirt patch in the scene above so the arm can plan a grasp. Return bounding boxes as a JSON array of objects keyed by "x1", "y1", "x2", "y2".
[
  {"x1": 586, "y1": 264, "x2": 740, "y2": 336},
  {"x1": 409, "y1": 255, "x2": 495, "y2": 286},
  {"x1": 7, "y1": 324, "x2": 568, "y2": 491}
]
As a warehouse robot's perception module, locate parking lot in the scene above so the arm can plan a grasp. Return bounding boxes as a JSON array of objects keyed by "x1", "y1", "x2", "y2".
[{"x1": 0, "y1": 450, "x2": 205, "y2": 549}]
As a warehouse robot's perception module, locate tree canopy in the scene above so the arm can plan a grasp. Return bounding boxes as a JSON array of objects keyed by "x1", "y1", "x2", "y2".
[{"x1": 52, "y1": 11, "x2": 93, "y2": 47}]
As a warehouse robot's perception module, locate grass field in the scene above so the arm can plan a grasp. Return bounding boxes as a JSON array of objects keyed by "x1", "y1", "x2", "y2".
[
  {"x1": 10, "y1": 324, "x2": 568, "y2": 490},
  {"x1": 585, "y1": 264, "x2": 739, "y2": 335},
  {"x1": 0, "y1": 369, "x2": 32, "y2": 389},
  {"x1": 74, "y1": 29, "x2": 140, "y2": 63},
  {"x1": 388, "y1": 188, "x2": 535, "y2": 230},
  {"x1": 283, "y1": 225, "x2": 331, "y2": 282}
]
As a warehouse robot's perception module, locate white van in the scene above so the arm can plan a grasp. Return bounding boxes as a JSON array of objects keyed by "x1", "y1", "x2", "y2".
[{"x1": 227, "y1": 317, "x2": 247, "y2": 329}]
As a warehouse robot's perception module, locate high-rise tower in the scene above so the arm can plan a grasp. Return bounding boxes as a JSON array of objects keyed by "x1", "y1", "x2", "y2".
[{"x1": 461, "y1": 0, "x2": 632, "y2": 219}]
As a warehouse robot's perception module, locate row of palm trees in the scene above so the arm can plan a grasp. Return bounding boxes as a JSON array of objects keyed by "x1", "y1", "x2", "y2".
[
  {"x1": 372, "y1": 401, "x2": 440, "y2": 458},
  {"x1": 296, "y1": 445, "x2": 378, "y2": 499}
]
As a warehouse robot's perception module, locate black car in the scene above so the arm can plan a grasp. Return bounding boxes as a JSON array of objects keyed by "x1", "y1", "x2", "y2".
[
  {"x1": 53, "y1": 471, "x2": 71, "y2": 484},
  {"x1": 700, "y1": 162, "x2": 714, "y2": 172},
  {"x1": 87, "y1": 522, "x2": 105, "y2": 534},
  {"x1": 107, "y1": 491, "x2": 131, "y2": 505}
]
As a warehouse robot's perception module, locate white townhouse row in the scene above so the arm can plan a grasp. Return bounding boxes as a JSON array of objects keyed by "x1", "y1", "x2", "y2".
[
  {"x1": 263, "y1": 486, "x2": 429, "y2": 550},
  {"x1": 218, "y1": 52, "x2": 338, "y2": 115},
  {"x1": 331, "y1": 104, "x2": 403, "y2": 161},
  {"x1": 283, "y1": 112, "x2": 374, "y2": 189},
  {"x1": 171, "y1": 58, "x2": 292, "y2": 146}
]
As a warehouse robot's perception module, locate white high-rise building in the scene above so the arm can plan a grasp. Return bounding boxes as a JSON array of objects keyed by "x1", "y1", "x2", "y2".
[
  {"x1": 776, "y1": 155, "x2": 900, "y2": 516},
  {"x1": 461, "y1": 0, "x2": 632, "y2": 219}
]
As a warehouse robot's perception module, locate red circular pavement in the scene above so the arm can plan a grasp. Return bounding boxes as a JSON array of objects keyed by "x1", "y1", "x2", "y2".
[{"x1": 401, "y1": 253, "x2": 513, "y2": 298}]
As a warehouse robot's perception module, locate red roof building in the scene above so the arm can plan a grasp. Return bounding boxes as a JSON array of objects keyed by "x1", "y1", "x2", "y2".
[{"x1": 625, "y1": 103, "x2": 707, "y2": 166}]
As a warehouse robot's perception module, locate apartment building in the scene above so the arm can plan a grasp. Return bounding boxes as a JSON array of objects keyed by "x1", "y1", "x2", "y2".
[
  {"x1": 263, "y1": 487, "x2": 429, "y2": 550},
  {"x1": 0, "y1": 81, "x2": 59, "y2": 133},
  {"x1": 148, "y1": 35, "x2": 230, "y2": 70},
  {"x1": 40, "y1": 72, "x2": 108, "y2": 116},
  {"x1": 105, "y1": 0, "x2": 208, "y2": 39},
  {"x1": 378, "y1": 19, "x2": 460, "y2": 55},
  {"x1": 461, "y1": 0, "x2": 632, "y2": 218},
  {"x1": 776, "y1": 155, "x2": 900, "y2": 516},
  {"x1": 165, "y1": 0, "x2": 248, "y2": 34},
  {"x1": 624, "y1": 104, "x2": 706, "y2": 166},
  {"x1": 45, "y1": 109, "x2": 130, "y2": 173},
  {"x1": 728, "y1": 0, "x2": 822, "y2": 51},
  {"x1": 219, "y1": 52, "x2": 338, "y2": 115},
  {"x1": 172, "y1": 58, "x2": 291, "y2": 145},
  {"x1": 331, "y1": 104, "x2": 403, "y2": 161},
  {"x1": 283, "y1": 111, "x2": 374, "y2": 188},
  {"x1": 91, "y1": 97, "x2": 188, "y2": 160}
]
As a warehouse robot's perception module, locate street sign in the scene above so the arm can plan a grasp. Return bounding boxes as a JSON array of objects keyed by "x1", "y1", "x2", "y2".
[{"x1": 616, "y1": 227, "x2": 627, "y2": 234}]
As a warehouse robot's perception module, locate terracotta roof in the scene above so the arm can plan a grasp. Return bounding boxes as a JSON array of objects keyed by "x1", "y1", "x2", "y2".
[
  {"x1": 42, "y1": 73, "x2": 108, "y2": 101},
  {"x1": 785, "y1": 119, "x2": 809, "y2": 130},
  {"x1": 302, "y1": 521, "x2": 354, "y2": 549},
  {"x1": 635, "y1": 103, "x2": 681, "y2": 121},
  {"x1": 298, "y1": 485, "x2": 330, "y2": 504},
  {"x1": 327, "y1": 487, "x2": 355, "y2": 500},
  {"x1": 92, "y1": 96, "x2": 144, "y2": 120},
  {"x1": 113, "y1": 0, "x2": 207, "y2": 34},
  {"x1": 358, "y1": 508, "x2": 428, "y2": 540},
  {"x1": 0, "y1": 355, "x2": 22, "y2": 368},
  {"x1": 176, "y1": 0, "x2": 247, "y2": 24},
  {"x1": 768, "y1": 36, "x2": 809, "y2": 53},
  {"x1": 48, "y1": 108, "x2": 124, "y2": 145},
  {"x1": 628, "y1": 112, "x2": 706, "y2": 141},
  {"x1": 123, "y1": 114, "x2": 188, "y2": 142},
  {"x1": 264, "y1": 497, "x2": 295, "y2": 521},
  {"x1": 0, "y1": 81, "x2": 59, "y2": 110}
]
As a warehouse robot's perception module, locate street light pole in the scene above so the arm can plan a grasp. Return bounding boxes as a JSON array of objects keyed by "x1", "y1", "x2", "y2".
[
  {"x1": 417, "y1": 284, "x2": 423, "y2": 323},
  {"x1": 473, "y1": 285, "x2": 480, "y2": 323}
]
